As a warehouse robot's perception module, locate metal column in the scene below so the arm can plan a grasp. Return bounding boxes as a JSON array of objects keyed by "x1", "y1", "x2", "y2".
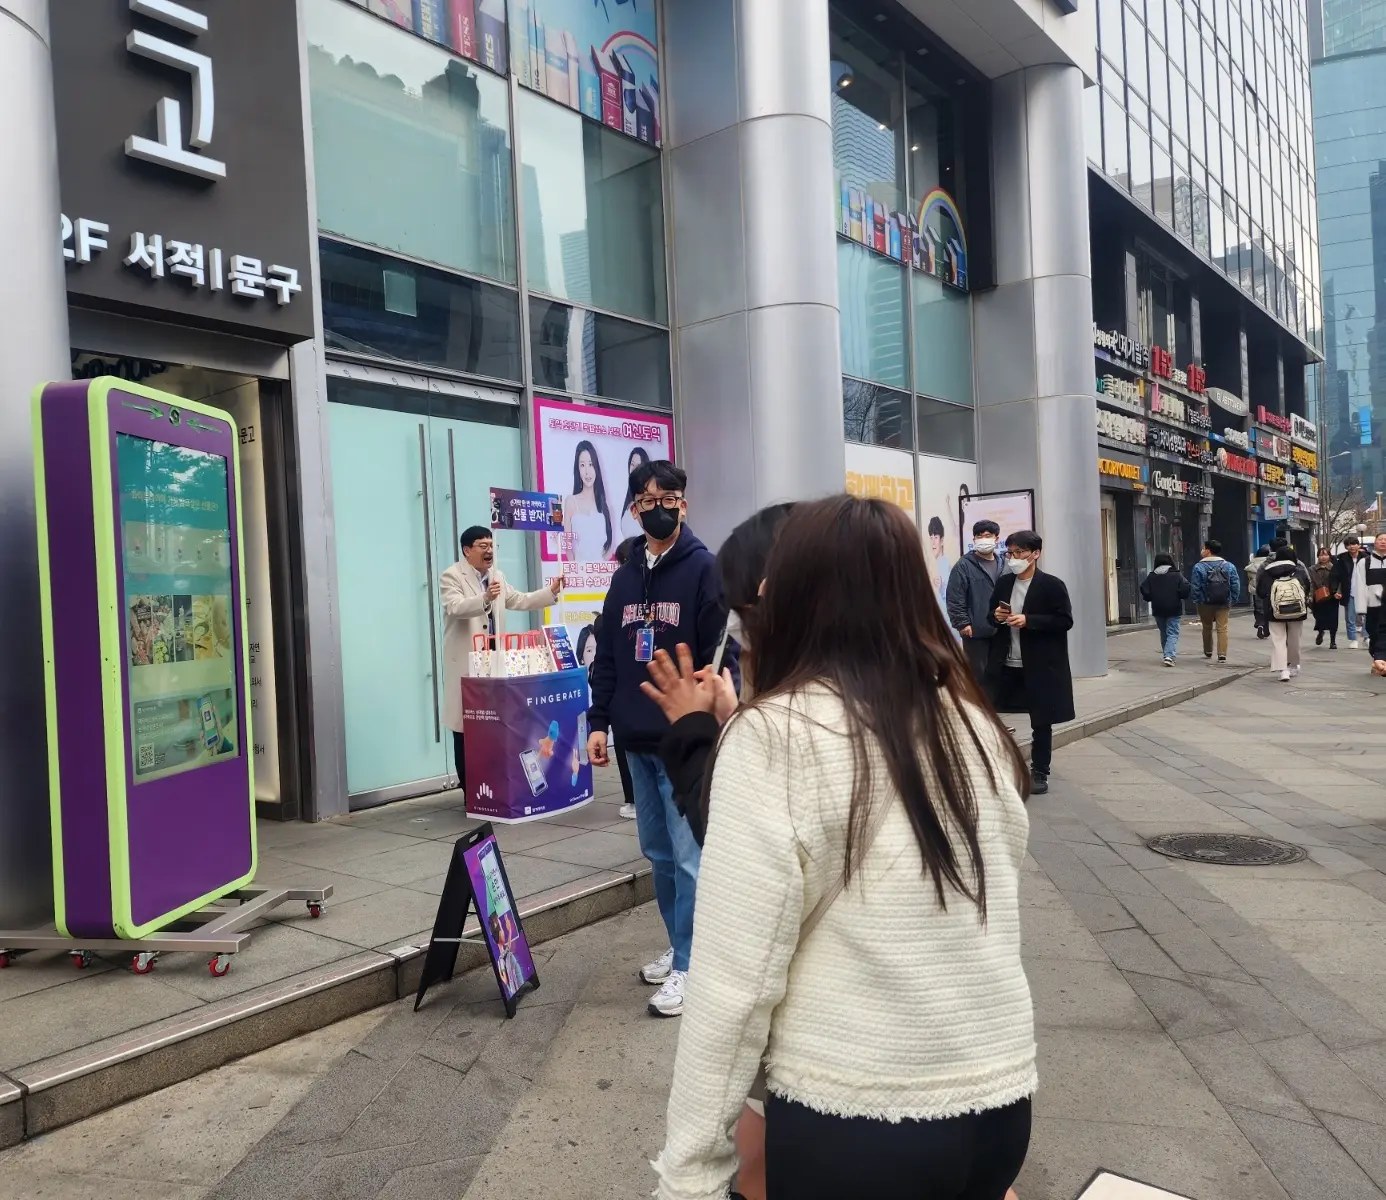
[{"x1": 0, "y1": 0, "x2": 71, "y2": 923}]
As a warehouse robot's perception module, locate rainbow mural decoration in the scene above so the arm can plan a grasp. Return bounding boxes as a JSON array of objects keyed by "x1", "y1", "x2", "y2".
[{"x1": 836, "y1": 181, "x2": 969, "y2": 292}]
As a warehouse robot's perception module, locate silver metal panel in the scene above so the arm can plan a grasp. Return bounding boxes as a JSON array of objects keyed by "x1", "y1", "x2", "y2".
[
  {"x1": 988, "y1": 71, "x2": 1033, "y2": 288},
  {"x1": 741, "y1": 115, "x2": 839, "y2": 312},
  {"x1": 738, "y1": 0, "x2": 832, "y2": 124},
  {"x1": 1024, "y1": 66, "x2": 1092, "y2": 282},
  {"x1": 289, "y1": 339, "x2": 350, "y2": 820},
  {"x1": 746, "y1": 303, "x2": 845, "y2": 506},
  {"x1": 323, "y1": 358, "x2": 519, "y2": 407},
  {"x1": 975, "y1": 400, "x2": 1039, "y2": 496},
  {"x1": 347, "y1": 775, "x2": 456, "y2": 813},
  {"x1": 1033, "y1": 272, "x2": 1095, "y2": 400},
  {"x1": 0, "y1": 0, "x2": 69, "y2": 927},
  {"x1": 667, "y1": 126, "x2": 748, "y2": 327},
  {"x1": 660, "y1": 0, "x2": 739, "y2": 147},
  {"x1": 67, "y1": 308, "x2": 291, "y2": 380},
  {"x1": 972, "y1": 279, "x2": 1038, "y2": 406},
  {"x1": 676, "y1": 313, "x2": 756, "y2": 551},
  {"x1": 1036, "y1": 392, "x2": 1106, "y2": 677}
]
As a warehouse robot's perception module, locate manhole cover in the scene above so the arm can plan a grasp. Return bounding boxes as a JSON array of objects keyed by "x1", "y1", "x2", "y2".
[{"x1": 1145, "y1": 832, "x2": 1307, "y2": 866}]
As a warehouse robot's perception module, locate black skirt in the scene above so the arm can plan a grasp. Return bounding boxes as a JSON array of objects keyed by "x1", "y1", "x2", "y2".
[{"x1": 1313, "y1": 598, "x2": 1340, "y2": 633}]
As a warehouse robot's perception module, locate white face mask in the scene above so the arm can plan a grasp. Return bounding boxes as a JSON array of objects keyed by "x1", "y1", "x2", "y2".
[
  {"x1": 1007, "y1": 557, "x2": 1032, "y2": 575},
  {"x1": 973, "y1": 538, "x2": 997, "y2": 554}
]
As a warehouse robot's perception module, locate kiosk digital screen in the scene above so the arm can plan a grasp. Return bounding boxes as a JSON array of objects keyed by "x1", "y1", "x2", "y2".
[{"x1": 117, "y1": 433, "x2": 240, "y2": 783}]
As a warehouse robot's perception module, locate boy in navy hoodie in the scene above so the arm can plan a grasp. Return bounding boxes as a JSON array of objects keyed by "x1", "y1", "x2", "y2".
[{"x1": 587, "y1": 460, "x2": 735, "y2": 1018}]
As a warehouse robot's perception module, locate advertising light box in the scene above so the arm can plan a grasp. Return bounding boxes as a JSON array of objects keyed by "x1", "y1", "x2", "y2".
[{"x1": 33, "y1": 378, "x2": 254, "y2": 939}]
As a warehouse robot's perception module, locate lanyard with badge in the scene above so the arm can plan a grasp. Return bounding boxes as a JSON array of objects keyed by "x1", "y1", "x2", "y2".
[{"x1": 635, "y1": 551, "x2": 665, "y2": 663}]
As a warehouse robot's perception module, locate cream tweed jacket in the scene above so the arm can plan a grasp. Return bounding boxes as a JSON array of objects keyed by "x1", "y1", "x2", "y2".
[{"x1": 654, "y1": 684, "x2": 1036, "y2": 1200}]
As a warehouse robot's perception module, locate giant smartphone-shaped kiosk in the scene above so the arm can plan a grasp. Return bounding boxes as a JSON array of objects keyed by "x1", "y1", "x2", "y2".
[{"x1": 34, "y1": 378, "x2": 255, "y2": 940}]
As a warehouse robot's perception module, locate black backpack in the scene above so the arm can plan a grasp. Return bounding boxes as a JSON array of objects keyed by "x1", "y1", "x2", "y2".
[{"x1": 1203, "y1": 561, "x2": 1231, "y2": 606}]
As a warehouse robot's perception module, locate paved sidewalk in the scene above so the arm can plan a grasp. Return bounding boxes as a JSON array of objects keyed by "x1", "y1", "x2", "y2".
[
  {"x1": 4, "y1": 618, "x2": 1383, "y2": 1198},
  {"x1": 0, "y1": 613, "x2": 1263, "y2": 1145}
]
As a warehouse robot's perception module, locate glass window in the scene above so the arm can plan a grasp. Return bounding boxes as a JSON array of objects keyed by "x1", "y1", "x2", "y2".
[
  {"x1": 1169, "y1": 69, "x2": 1187, "y2": 144},
  {"x1": 529, "y1": 298, "x2": 671, "y2": 410},
  {"x1": 843, "y1": 379, "x2": 911, "y2": 449},
  {"x1": 320, "y1": 239, "x2": 522, "y2": 380},
  {"x1": 1130, "y1": 121, "x2": 1153, "y2": 209},
  {"x1": 831, "y1": 23, "x2": 907, "y2": 255},
  {"x1": 517, "y1": 89, "x2": 667, "y2": 325},
  {"x1": 916, "y1": 396, "x2": 975, "y2": 461},
  {"x1": 306, "y1": 0, "x2": 516, "y2": 283},
  {"x1": 1103, "y1": 90, "x2": 1129, "y2": 184},
  {"x1": 838, "y1": 241, "x2": 910, "y2": 390},
  {"x1": 914, "y1": 274, "x2": 973, "y2": 406},
  {"x1": 1125, "y1": 7, "x2": 1149, "y2": 98},
  {"x1": 1085, "y1": 82, "x2": 1103, "y2": 165}
]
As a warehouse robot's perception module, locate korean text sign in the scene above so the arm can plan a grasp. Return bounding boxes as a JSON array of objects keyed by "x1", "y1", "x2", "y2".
[{"x1": 490, "y1": 487, "x2": 565, "y2": 533}]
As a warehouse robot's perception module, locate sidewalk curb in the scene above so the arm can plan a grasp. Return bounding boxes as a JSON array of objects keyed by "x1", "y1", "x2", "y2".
[
  {"x1": 0, "y1": 869, "x2": 654, "y2": 1146},
  {"x1": 1014, "y1": 665, "x2": 1258, "y2": 756},
  {"x1": 0, "y1": 668, "x2": 1258, "y2": 1147}
]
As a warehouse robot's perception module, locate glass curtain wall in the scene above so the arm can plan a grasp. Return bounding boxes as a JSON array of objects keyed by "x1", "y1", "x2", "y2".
[
  {"x1": 1087, "y1": 0, "x2": 1320, "y2": 347},
  {"x1": 830, "y1": 5, "x2": 975, "y2": 462},
  {"x1": 304, "y1": 0, "x2": 671, "y2": 805}
]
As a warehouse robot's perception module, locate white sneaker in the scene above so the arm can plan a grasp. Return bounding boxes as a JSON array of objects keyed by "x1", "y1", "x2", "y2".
[
  {"x1": 648, "y1": 970, "x2": 686, "y2": 1017},
  {"x1": 640, "y1": 947, "x2": 674, "y2": 984},
  {"x1": 619, "y1": 803, "x2": 637, "y2": 820},
  {"x1": 1350, "y1": 640, "x2": 1360, "y2": 649},
  {"x1": 1280, "y1": 669, "x2": 1292, "y2": 682},
  {"x1": 1290, "y1": 665, "x2": 1301, "y2": 677}
]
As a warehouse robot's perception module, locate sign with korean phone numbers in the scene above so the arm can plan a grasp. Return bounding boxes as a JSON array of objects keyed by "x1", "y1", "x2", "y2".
[{"x1": 50, "y1": 0, "x2": 316, "y2": 342}]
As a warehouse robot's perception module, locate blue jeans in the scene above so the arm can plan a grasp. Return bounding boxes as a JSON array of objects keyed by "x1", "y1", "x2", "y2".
[
  {"x1": 627, "y1": 752, "x2": 701, "y2": 972},
  {"x1": 1155, "y1": 616, "x2": 1181, "y2": 660}
]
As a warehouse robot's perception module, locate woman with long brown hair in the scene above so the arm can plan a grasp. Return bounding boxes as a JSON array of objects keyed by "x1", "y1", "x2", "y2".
[{"x1": 653, "y1": 495, "x2": 1035, "y2": 1200}]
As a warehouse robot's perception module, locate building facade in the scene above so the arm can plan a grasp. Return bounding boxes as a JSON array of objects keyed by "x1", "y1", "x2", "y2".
[
  {"x1": 1312, "y1": 0, "x2": 1386, "y2": 529},
  {"x1": 1086, "y1": 0, "x2": 1324, "y2": 624},
  {"x1": 3, "y1": 0, "x2": 1139, "y2": 908}
]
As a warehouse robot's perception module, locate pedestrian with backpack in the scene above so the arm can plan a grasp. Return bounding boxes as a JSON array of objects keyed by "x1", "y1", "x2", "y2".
[
  {"x1": 1190, "y1": 539, "x2": 1242, "y2": 662},
  {"x1": 1257, "y1": 546, "x2": 1312, "y2": 682}
]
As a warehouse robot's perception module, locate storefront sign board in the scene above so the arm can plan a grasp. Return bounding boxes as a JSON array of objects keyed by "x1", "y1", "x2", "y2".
[{"x1": 51, "y1": 0, "x2": 316, "y2": 342}]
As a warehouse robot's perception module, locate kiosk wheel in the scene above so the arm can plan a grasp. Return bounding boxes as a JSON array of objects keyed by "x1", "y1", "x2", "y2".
[
  {"x1": 0, "y1": 952, "x2": 9, "y2": 969},
  {"x1": 132, "y1": 952, "x2": 157, "y2": 975},
  {"x1": 208, "y1": 955, "x2": 231, "y2": 977},
  {"x1": 70, "y1": 950, "x2": 92, "y2": 969},
  {"x1": 307, "y1": 902, "x2": 324, "y2": 919}
]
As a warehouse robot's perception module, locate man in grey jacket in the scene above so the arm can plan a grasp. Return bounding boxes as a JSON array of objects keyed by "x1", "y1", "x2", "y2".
[{"x1": 947, "y1": 519, "x2": 1003, "y2": 690}]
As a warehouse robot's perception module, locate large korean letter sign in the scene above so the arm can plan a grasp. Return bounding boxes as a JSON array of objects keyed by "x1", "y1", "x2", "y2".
[
  {"x1": 51, "y1": 0, "x2": 316, "y2": 343},
  {"x1": 34, "y1": 378, "x2": 255, "y2": 940}
]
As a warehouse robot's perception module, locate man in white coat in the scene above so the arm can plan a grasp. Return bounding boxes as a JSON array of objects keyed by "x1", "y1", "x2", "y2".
[
  {"x1": 441, "y1": 525, "x2": 562, "y2": 781},
  {"x1": 1352, "y1": 532, "x2": 1386, "y2": 674}
]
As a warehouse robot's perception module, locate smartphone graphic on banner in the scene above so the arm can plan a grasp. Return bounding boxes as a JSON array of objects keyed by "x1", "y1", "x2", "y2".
[
  {"x1": 519, "y1": 748, "x2": 548, "y2": 796},
  {"x1": 197, "y1": 694, "x2": 220, "y2": 752}
]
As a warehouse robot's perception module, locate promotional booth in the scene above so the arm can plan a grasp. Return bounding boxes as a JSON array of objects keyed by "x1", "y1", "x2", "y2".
[{"x1": 460, "y1": 488, "x2": 594, "y2": 823}]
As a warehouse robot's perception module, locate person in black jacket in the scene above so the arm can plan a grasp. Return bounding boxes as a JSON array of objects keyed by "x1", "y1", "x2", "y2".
[
  {"x1": 947, "y1": 518, "x2": 1003, "y2": 692},
  {"x1": 1335, "y1": 535, "x2": 1364, "y2": 648},
  {"x1": 589, "y1": 539, "x2": 641, "y2": 819},
  {"x1": 986, "y1": 529, "x2": 1075, "y2": 795},
  {"x1": 586, "y1": 461, "x2": 737, "y2": 1018},
  {"x1": 1140, "y1": 552, "x2": 1191, "y2": 666}
]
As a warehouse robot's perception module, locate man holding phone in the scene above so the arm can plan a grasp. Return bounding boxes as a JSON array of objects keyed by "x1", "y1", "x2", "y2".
[
  {"x1": 985, "y1": 530, "x2": 1075, "y2": 795},
  {"x1": 587, "y1": 460, "x2": 736, "y2": 1018}
]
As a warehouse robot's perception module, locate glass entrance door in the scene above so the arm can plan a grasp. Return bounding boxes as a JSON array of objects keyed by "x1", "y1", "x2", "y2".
[{"x1": 328, "y1": 380, "x2": 527, "y2": 808}]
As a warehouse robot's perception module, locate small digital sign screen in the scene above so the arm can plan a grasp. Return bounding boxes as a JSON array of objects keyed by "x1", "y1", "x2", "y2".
[{"x1": 117, "y1": 433, "x2": 240, "y2": 783}]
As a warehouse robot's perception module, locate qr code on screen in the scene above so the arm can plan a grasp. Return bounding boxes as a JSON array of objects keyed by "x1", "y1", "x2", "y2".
[{"x1": 138, "y1": 744, "x2": 155, "y2": 771}]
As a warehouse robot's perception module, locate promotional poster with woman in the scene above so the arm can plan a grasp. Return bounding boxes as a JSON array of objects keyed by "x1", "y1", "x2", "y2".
[{"x1": 533, "y1": 395, "x2": 673, "y2": 648}]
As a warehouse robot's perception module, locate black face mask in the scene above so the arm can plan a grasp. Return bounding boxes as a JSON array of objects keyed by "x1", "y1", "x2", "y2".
[{"x1": 638, "y1": 505, "x2": 680, "y2": 541}]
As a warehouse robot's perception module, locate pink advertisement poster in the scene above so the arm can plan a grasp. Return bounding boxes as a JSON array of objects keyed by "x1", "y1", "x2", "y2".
[{"x1": 532, "y1": 395, "x2": 674, "y2": 666}]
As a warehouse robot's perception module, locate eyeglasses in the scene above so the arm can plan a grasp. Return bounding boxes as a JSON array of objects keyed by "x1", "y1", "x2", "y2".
[
  {"x1": 469, "y1": 541, "x2": 494, "y2": 553},
  {"x1": 633, "y1": 495, "x2": 684, "y2": 513}
]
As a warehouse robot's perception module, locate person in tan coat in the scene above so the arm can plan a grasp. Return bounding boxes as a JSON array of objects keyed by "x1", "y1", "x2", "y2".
[{"x1": 441, "y1": 526, "x2": 561, "y2": 781}]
